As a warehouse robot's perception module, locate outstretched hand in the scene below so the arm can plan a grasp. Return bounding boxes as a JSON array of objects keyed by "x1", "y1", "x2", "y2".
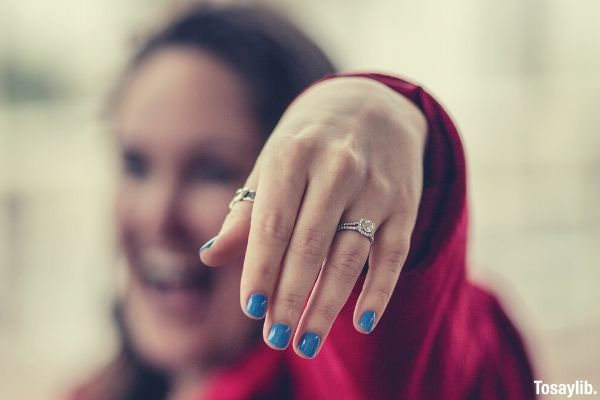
[{"x1": 199, "y1": 76, "x2": 427, "y2": 358}]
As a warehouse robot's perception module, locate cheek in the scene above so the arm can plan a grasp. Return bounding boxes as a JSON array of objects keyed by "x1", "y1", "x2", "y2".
[
  {"x1": 181, "y1": 184, "x2": 237, "y2": 238},
  {"x1": 115, "y1": 181, "x2": 136, "y2": 241},
  {"x1": 114, "y1": 179, "x2": 148, "y2": 258}
]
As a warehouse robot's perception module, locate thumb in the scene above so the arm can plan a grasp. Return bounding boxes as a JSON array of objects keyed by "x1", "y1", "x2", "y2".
[
  {"x1": 198, "y1": 157, "x2": 260, "y2": 266},
  {"x1": 198, "y1": 200, "x2": 252, "y2": 267}
]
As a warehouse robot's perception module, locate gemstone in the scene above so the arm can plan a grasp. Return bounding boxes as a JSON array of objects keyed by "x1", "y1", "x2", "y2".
[{"x1": 359, "y1": 219, "x2": 375, "y2": 234}]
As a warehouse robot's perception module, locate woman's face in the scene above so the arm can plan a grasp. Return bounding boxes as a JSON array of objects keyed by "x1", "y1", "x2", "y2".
[{"x1": 114, "y1": 46, "x2": 263, "y2": 371}]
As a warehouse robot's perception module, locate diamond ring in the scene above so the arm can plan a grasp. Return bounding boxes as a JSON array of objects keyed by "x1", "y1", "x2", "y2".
[{"x1": 336, "y1": 218, "x2": 376, "y2": 244}]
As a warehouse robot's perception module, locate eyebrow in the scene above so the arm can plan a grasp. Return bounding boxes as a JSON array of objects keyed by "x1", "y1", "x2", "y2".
[
  {"x1": 115, "y1": 132, "x2": 258, "y2": 166},
  {"x1": 115, "y1": 130, "x2": 257, "y2": 148}
]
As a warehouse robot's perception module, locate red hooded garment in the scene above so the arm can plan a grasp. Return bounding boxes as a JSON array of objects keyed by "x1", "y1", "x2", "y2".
[
  {"x1": 200, "y1": 73, "x2": 536, "y2": 400},
  {"x1": 72, "y1": 73, "x2": 536, "y2": 400}
]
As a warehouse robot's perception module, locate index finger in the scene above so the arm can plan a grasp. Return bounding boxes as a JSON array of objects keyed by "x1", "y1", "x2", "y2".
[{"x1": 239, "y1": 153, "x2": 307, "y2": 319}]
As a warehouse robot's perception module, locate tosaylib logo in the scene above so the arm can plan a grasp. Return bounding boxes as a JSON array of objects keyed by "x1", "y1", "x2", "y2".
[{"x1": 534, "y1": 380, "x2": 598, "y2": 397}]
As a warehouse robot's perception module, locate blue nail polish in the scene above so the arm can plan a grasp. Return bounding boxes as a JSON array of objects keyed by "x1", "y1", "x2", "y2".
[
  {"x1": 358, "y1": 310, "x2": 376, "y2": 333},
  {"x1": 199, "y1": 236, "x2": 217, "y2": 255},
  {"x1": 246, "y1": 293, "x2": 268, "y2": 318},
  {"x1": 267, "y1": 323, "x2": 291, "y2": 349},
  {"x1": 298, "y1": 331, "x2": 321, "y2": 358}
]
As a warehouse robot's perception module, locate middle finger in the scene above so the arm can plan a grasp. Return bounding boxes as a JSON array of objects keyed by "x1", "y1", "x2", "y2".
[{"x1": 262, "y1": 176, "x2": 352, "y2": 350}]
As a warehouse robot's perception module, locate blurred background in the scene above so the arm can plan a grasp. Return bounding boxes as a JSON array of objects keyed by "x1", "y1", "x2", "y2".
[{"x1": 1, "y1": 0, "x2": 599, "y2": 398}]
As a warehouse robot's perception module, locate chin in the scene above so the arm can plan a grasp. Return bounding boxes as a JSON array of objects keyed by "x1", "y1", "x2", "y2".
[
  {"x1": 120, "y1": 247, "x2": 259, "y2": 372},
  {"x1": 124, "y1": 283, "x2": 216, "y2": 371}
]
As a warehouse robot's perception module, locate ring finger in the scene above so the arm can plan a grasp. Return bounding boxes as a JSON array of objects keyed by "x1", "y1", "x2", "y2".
[{"x1": 280, "y1": 203, "x2": 384, "y2": 358}]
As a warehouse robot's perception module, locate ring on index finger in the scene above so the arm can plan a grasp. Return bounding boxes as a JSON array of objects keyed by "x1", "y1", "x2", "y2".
[{"x1": 228, "y1": 187, "x2": 256, "y2": 210}]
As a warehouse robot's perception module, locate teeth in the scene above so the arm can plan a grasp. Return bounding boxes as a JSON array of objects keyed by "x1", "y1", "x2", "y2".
[
  {"x1": 143, "y1": 247, "x2": 195, "y2": 267},
  {"x1": 144, "y1": 263, "x2": 185, "y2": 285},
  {"x1": 140, "y1": 248, "x2": 210, "y2": 288}
]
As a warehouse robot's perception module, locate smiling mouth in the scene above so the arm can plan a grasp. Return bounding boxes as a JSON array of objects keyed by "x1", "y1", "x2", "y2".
[
  {"x1": 131, "y1": 247, "x2": 218, "y2": 320},
  {"x1": 135, "y1": 247, "x2": 216, "y2": 293}
]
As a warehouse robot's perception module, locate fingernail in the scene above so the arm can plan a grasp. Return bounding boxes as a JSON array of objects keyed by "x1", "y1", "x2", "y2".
[
  {"x1": 358, "y1": 310, "x2": 376, "y2": 333},
  {"x1": 246, "y1": 293, "x2": 268, "y2": 318},
  {"x1": 298, "y1": 331, "x2": 321, "y2": 358},
  {"x1": 267, "y1": 323, "x2": 291, "y2": 349},
  {"x1": 198, "y1": 236, "x2": 217, "y2": 256}
]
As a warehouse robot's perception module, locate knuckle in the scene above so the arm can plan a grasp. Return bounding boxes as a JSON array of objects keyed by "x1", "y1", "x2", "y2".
[
  {"x1": 380, "y1": 248, "x2": 407, "y2": 273},
  {"x1": 287, "y1": 135, "x2": 315, "y2": 160},
  {"x1": 389, "y1": 182, "x2": 420, "y2": 212},
  {"x1": 253, "y1": 264, "x2": 277, "y2": 283},
  {"x1": 279, "y1": 292, "x2": 306, "y2": 321},
  {"x1": 255, "y1": 212, "x2": 291, "y2": 244},
  {"x1": 314, "y1": 302, "x2": 339, "y2": 325},
  {"x1": 373, "y1": 285, "x2": 393, "y2": 304},
  {"x1": 288, "y1": 226, "x2": 327, "y2": 261},
  {"x1": 330, "y1": 148, "x2": 365, "y2": 179},
  {"x1": 329, "y1": 248, "x2": 364, "y2": 285},
  {"x1": 368, "y1": 175, "x2": 393, "y2": 198},
  {"x1": 226, "y1": 203, "x2": 252, "y2": 226},
  {"x1": 267, "y1": 136, "x2": 312, "y2": 171}
]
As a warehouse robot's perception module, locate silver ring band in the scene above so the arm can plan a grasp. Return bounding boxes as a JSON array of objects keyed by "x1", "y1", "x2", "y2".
[
  {"x1": 228, "y1": 187, "x2": 256, "y2": 210},
  {"x1": 336, "y1": 218, "x2": 376, "y2": 244}
]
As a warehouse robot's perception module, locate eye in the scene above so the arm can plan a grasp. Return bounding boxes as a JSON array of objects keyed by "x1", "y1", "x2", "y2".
[
  {"x1": 184, "y1": 157, "x2": 237, "y2": 183},
  {"x1": 122, "y1": 149, "x2": 150, "y2": 179}
]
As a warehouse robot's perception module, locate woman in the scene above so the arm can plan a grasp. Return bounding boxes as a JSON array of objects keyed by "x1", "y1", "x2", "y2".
[{"x1": 73, "y1": 4, "x2": 535, "y2": 400}]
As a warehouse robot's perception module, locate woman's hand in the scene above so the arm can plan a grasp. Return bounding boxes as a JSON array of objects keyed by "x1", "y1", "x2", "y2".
[{"x1": 199, "y1": 76, "x2": 427, "y2": 358}]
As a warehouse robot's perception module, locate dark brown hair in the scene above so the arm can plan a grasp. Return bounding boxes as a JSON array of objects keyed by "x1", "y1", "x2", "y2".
[
  {"x1": 79, "y1": 4, "x2": 336, "y2": 400},
  {"x1": 110, "y1": 3, "x2": 337, "y2": 140}
]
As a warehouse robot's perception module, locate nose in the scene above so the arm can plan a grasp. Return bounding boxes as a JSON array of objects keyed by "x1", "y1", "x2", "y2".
[{"x1": 136, "y1": 179, "x2": 186, "y2": 243}]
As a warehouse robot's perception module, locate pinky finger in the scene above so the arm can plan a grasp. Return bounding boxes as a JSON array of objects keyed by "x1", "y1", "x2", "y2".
[{"x1": 353, "y1": 218, "x2": 411, "y2": 334}]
